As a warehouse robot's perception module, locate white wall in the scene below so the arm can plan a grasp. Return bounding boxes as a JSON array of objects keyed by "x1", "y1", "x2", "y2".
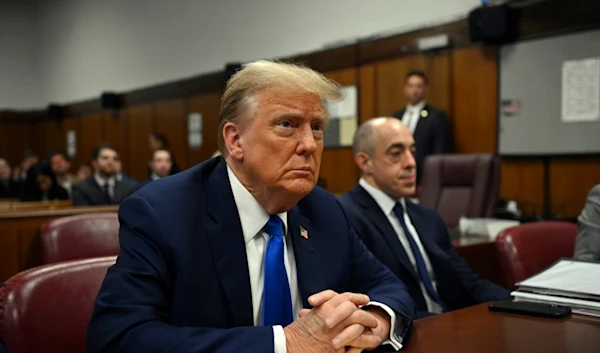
[
  {"x1": 0, "y1": 0, "x2": 41, "y2": 109},
  {"x1": 30, "y1": 0, "x2": 480, "y2": 107}
]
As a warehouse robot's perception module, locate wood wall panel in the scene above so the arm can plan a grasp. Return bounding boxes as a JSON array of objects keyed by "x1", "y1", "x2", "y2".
[
  {"x1": 499, "y1": 159, "x2": 545, "y2": 216},
  {"x1": 550, "y1": 157, "x2": 600, "y2": 218},
  {"x1": 358, "y1": 64, "x2": 375, "y2": 123},
  {"x1": 79, "y1": 113, "x2": 103, "y2": 166},
  {"x1": 320, "y1": 68, "x2": 359, "y2": 194},
  {"x1": 103, "y1": 112, "x2": 129, "y2": 168},
  {"x1": 0, "y1": 123, "x2": 32, "y2": 166},
  {"x1": 126, "y1": 105, "x2": 154, "y2": 180},
  {"x1": 154, "y1": 99, "x2": 189, "y2": 169},
  {"x1": 451, "y1": 46, "x2": 498, "y2": 154},
  {"x1": 186, "y1": 92, "x2": 222, "y2": 166},
  {"x1": 32, "y1": 120, "x2": 62, "y2": 161},
  {"x1": 319, "y1": 149, "x2": 357, "y2": 195}
]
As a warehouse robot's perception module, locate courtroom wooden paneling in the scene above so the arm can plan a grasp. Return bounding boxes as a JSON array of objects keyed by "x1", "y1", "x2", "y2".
[
  {"x1": 550, "y1": 157, "x2": 600, "y2": 218},
  {"x1": 154, "y1": 99, "x2": 189, "y2": 170},
  {"x1": 320, "y1": 68, "x2": 359, "y2": 194},
  {"x1": 78, "y1": 113, "x2": 103, "y2": 167},
  {"x1": 32, "y1": 120, "x2": 63, "y2": 161},
  {"x1": 319, "y1": 149, "x2": 357, "y2": 195},
  {"x1": 358, "y1": 64, "x2": 375, "y2": 123},
  {"x1": 451, "y1": 46, "x2": 498, "y2": 154},
  {"x1": 126, "y1": 105, "x2": 154, "y2": 181},
  {"x1": 186, "y1": 92, "x2": 222, "y2": 166},
  {"x1": 374, "y1": 52, "x2": 451, "y2": 118},
  {"x1": 0, "y1": 122, "x2": 32, "y2": 166},
  {"x1": 102, "y1": 111, "x2": 129, "y2": 168},
  {"x1": 499, "y1": 158, "x2": 545, "y2": 216}
]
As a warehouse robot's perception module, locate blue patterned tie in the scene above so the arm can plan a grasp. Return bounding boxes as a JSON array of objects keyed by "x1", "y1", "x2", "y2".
[
  {"x1": 393, "y1": 203, "x2": 447, "y2": 310},
  {"x1": 262, "y1": 215, "x2": 293, "y2": 326}
]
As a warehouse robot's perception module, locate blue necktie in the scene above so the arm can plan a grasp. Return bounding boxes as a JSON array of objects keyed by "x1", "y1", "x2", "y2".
[
  {"x1": 262, "y1": 215, "x2": 293, "y2": 326},
  {"x1": 393, "y1": 203, "x2": 447, "y2": 310}
]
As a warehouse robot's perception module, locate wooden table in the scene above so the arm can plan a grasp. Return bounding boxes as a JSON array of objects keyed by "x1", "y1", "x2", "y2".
[
  {"x1": 0, "y1": 205, "x2": 119, "y2": 281},
  {"x1": 452, "y1": 235, "x2": 506, "y2": 287},
  {"x1": 392, "y1": 303, "x2": 600, "y2": 353}
]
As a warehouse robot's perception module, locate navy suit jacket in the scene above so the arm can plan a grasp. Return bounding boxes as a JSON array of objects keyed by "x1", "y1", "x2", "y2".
[
  {"x1": 393, "y1": 105, "x2": 451, "y2": 185},
  {"x1": 339, "y1": 185, "x2": 510, "y2": 314},
  {"x1": 87, "y1": 158, "x2": 415, "y2": 353}
]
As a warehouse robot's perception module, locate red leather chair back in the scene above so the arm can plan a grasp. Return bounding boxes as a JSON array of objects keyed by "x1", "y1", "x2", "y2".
[
  {"x1": 419, "y1": 154, "x2": 500, "y2": 228},
  {"x1": 495, "y1": 221, "x2": 578, "y2": 289},
  {"x1": 0, "y1": 256, "x2": 116, "y2": 353},
  {"x1": 40, "y1": 213, "x2": 120, "y2": 264}
]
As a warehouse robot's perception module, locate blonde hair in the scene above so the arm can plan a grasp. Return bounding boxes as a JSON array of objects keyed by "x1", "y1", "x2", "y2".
[{"x1": 217, "y1": 60, "x2": 343, "y2": 154}]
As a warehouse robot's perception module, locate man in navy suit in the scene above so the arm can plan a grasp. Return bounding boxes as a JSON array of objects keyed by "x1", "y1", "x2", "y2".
[
  {"x1": 339, "y1": 118, "x2": 510, "y2": 318},
  {"x1": 87, "y1": 61, "x2": 415, "y2": 353}
]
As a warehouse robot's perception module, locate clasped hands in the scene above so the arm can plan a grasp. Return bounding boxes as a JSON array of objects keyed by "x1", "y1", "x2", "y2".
[{"x1": 284, "y1": 290, "x2": 391, "y2": 353}]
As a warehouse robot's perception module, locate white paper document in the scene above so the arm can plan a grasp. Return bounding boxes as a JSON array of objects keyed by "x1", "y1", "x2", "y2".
[
  {"x1": 561, "y1": 57, "x2": 600, "y2": 122},
  {"x1": 327, "y1": 85, "x2": 357, "y2": 119},
  {"x1": 516, "y1": 259, "x2": 600, "y2": 297}
]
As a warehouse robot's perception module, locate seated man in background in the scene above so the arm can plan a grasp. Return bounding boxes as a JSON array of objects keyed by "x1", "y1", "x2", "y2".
[
  {"x1": 574, "y1": 184, "x2": 600, "y2": 261},
  {"x1": 339, "y1": 117, "x2": 510, "y2": 318},
  {"x1": 49, "y1": 151, "x2": 78, "y2": 197},
  {"x1": 72, "y1": 143, "x2": 135, "y2": 206},
  {"x1": 0, "y1": 156, "x2": 17, "y2": 199},
  {"x1": 87, "y1": 61, "x2": 415, "y2": 353},
  {"x1": 140, "y1": 148, "x2": 172, "y2": 187},
  {"x1": 393, "y1": 70, "x2": 450, "y2": 186}
]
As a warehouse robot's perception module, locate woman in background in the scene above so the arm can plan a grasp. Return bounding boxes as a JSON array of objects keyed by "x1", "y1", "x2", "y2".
[
  {"x1": 149, "y1": 132, "x2": 181, "y2": 175},
  {"x1": 19, "y1": 163, "x2": 69, "y2": 202},
  {"x1": 574, "y1": 184, "x2": 600, "y2": 261}
]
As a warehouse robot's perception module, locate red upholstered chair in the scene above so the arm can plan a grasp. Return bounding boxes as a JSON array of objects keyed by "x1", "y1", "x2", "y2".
[
  {"x1": 40, "y1": 213, "x2": 120, "y2": 264},
  {"x1": 419, "y1": 154, "x2": 500, "y2": 229},
  {"x1": 0, "y1": 256, "x2": 116, "y2": 353},
  {"x1": 495, "y1": 221, "x2": 578, "y2": 290}
]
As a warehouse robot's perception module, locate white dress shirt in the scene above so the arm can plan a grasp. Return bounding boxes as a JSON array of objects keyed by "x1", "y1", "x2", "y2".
[
  {"x1": 401, "y1": 100, "x2": 426, "y2": 135},
  {"x1": 359, "y1": 178, "x2": 443, "y2": 314},
  {"x1": 94, "y1": 173, "x2": 116, "y2": 199},
  {"x1": 228, "y1": 166, "x2": 403, "y2": 352}
]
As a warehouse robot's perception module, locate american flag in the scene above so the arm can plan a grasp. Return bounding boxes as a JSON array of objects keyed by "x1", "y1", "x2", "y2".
[{"x1": 300, "y1": 227, "x2": 308, "y2": 239}]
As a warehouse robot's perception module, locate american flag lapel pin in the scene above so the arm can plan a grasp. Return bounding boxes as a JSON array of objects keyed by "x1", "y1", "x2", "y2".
[{"x1": 300, "y1": 226, "x2": 308, "y2": 239}]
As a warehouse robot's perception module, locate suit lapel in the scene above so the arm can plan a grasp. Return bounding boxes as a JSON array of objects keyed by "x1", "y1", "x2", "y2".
[
  {"x1": 204, "y1": 161, "x2": 254, "y2": 326},
  {"x1": 405, "y1": 201, "x2": 445, "y2": 267},
  {"x1": 288, "y1": 207, "x2": 324, "y2": 308},
  {"x1": 351, "y1": 186, "x2": 419, "y2": 283}
]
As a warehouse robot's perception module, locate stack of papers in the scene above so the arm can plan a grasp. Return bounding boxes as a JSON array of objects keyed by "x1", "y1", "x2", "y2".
[
  {"x1": 511, "y1": 259, "x2": 600, "y2": 317},
  {"x1": 458, "y1": 217, "x2": 520, "y2": 240}
]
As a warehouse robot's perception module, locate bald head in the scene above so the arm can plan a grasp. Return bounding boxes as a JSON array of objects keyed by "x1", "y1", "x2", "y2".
[
  {"x1": 352, "y1": 117, "x2": 410, "y2": 156},
  {"x1": 352, "y1": 117, "x2": 417, "y2": 198}
]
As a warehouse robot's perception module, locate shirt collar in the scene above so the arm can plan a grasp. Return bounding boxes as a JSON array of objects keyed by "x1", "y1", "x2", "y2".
[
  {"x1": 407, "y1": 100, "x2": 426, "y2": 112},
  {"x1": 227, "y1": 164, "x2": 288, "y2": 245},
  {"x1": 94, "y1": 173, "x2": 115, "y2": 188},
  {"x1": 151, "y1": 173, "x2": 160, "y2": 181},
  {"x1": 359, "y1": 178, "x2": 406, "y2": 216}
]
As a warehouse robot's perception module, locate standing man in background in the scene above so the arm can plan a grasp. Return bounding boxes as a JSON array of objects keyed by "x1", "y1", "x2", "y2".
[{"x1": 393, "y1": 70, "x2": 450, "y2": 186}]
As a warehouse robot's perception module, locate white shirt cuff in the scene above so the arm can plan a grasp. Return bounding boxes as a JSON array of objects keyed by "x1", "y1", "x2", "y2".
[
  {"x1": 367, "y1": 301, "x2": 403, "y2": 351},
  {"x1": 273, "y1": 325, "x2": 287, "y2": 353}
]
